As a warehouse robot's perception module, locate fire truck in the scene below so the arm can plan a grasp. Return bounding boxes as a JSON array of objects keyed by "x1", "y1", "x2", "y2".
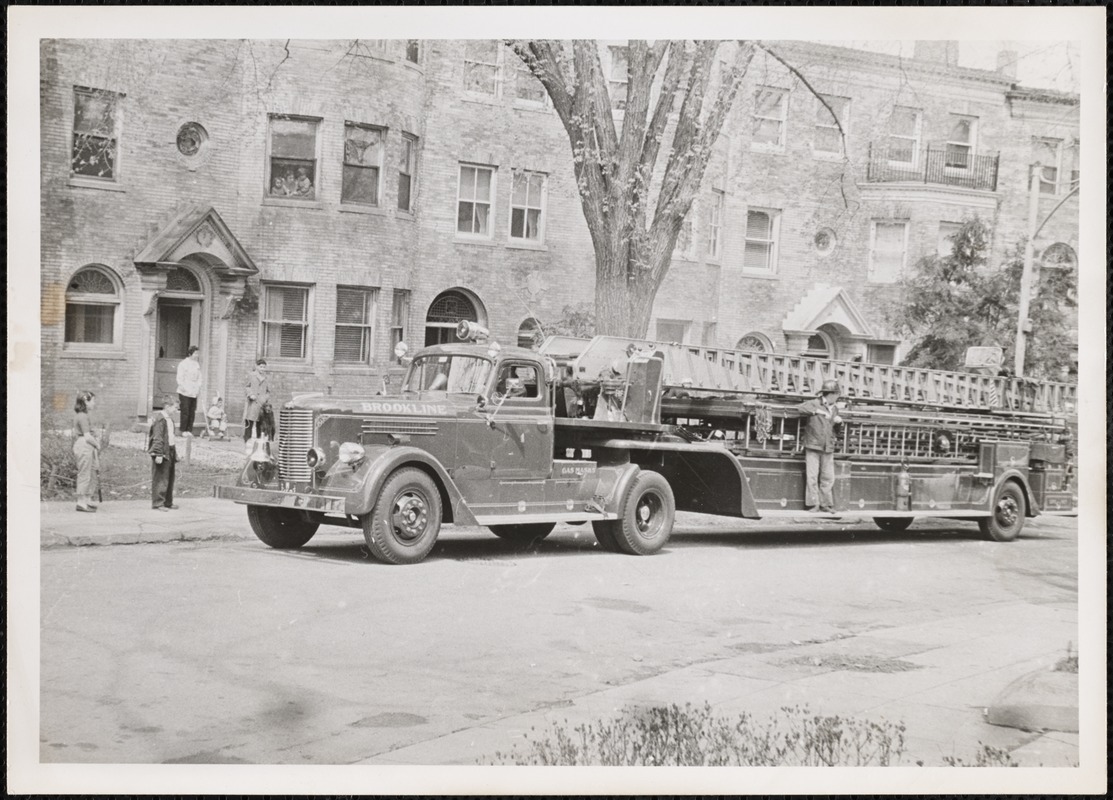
[{"x1": 213, "y1": 322, "x2": 1077, "y2": 564}]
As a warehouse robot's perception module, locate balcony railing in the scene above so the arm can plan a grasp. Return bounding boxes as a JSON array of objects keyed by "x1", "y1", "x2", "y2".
[{"x1": 866, "y1": 143, "x2": 999, "y2": 192}]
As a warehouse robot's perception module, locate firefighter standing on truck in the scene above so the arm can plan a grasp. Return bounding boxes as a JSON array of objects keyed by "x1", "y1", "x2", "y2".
[{"x1": 798, "y1": 380, "x2": 843, "y2": 513}]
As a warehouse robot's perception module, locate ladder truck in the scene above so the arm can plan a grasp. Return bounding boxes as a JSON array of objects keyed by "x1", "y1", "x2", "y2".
[{"x1": 214, "y1": 323, "x2": 1077, "y2": 564}]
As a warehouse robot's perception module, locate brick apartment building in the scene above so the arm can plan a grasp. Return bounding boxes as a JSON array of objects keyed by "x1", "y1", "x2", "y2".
[{"x1": 40, "y1": 39, "x2": 1080, "y2": 428}]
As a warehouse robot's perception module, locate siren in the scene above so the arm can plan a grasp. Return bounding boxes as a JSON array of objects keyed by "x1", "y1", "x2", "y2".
[{"x1": 456, "y1": 320, "x2": 490, "y2": 342}]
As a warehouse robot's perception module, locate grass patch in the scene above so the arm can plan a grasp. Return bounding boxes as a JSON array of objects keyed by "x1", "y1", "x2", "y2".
[
  {"x1": 483, "y1": 703, "x2": 908, "y2": 766},
  {"x1": 784, "y1": 653, "x2": 922, "y2": 673}
]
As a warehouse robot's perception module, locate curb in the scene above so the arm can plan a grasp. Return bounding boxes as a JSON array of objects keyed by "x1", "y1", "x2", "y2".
[{"x1": 41, "y1": 530, "x2": 253, "y2": 549}]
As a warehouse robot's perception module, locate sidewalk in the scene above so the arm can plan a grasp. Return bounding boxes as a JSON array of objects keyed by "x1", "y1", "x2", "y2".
[{"x1": 40, "y1": 496, "x2": 252, "y2": 548}]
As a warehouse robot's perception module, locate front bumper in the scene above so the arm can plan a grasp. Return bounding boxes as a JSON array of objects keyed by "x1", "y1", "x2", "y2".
[{"x1": 213, "y1": 484, "x2": 346, "y2": 514}]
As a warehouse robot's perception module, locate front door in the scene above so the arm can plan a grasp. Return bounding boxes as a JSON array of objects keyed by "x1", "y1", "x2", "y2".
[{"x1": 154, "y1": 300, "x2": 200, "y2": 408}]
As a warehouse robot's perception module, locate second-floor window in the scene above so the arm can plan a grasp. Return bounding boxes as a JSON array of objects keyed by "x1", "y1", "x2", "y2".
[
  {"x1": 887, "y1": 106, "x2": 921, "y2": 164},
  {"x1": 752, "y1": 87, "x2": 787, "y2": 149},
  {"x1": 1033, "y1": 137, "x2": 1065, "y2": 195},
  {"x1": 457, "y1": 164, "x2": 495, "y2": 237},
  {"x1": 608, "y1": 46, "x2": 629, "y2": 110},
  {"x1": 463, "y1": 41, "x2": 499, "y2": 96},
  {"x1": 72, "y1": 87, "x2": 121, "y2": 180},
  {"x1": 937, "y1": 221, "x2": 962, "y2": 258},
  {"x1": 869, "y1": 221, "x2": 908, "y2": 283},
  {"x1": 262, "y1": 284, "x2": 311, "y2": 359},
  {"x1": 334, "y1": 286, "x2": 378, "y2": 364},
  {"x1": 509, "y1": 170, "x2": 546, "y2": 242},
  {"x1": 743, "y1": 209, "x2": 779, "y2": 273},
  {"x1": 342, "y1": 123, "x2": 383, "y2": 206},
  {"x1": 945, "y1": 114, "x2": 977, "y2": 169},
  {"x1": 674, "y1": 214, "x2": 695, "y2": 259},
  {"x1": 814, "y1": 95, "x2": 850, "y2": 156},
  {"x1": 513, "y1": 59, "x2": 549, "y2": 106},
  {"x1": 268, "y1": 116, "x2": 319, "y2": 200},
  {"x1": 706, "y1": 191, "x2": 724, "y2": 260},
  {"x1": 397, "y1": 133, "x2": 417, "y2": 212}
]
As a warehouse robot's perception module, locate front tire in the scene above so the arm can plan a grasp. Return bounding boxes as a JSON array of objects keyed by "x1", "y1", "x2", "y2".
[
  {"x1": 594, "y1": 470, "x2": 675, "y2": 556},
  {"x1": 246, "y1": 505, "x2": 319, "y2": 549},
  {"x1": 489, "y1": 522, "x2": 556, "y2": 546},
  {"x1": 363, "y1": 468, "x2": 442, "y2": 564},
  {"x1": 873, "y1": 517, "x2": 914, "y2": 533},
  {"x1": 978, "y1": 482, "x2": 1026, "y2": 542}
]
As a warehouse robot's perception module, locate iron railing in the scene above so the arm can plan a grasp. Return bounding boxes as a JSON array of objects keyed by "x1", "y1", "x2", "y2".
[{"x1": 866, "y1": 143, "x2": 999, "y2": 192}]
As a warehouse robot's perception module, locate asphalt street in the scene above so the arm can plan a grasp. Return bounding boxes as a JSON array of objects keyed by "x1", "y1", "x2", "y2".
[{"x1": 38, "y1": 511, "x2": 1081, "y2": 773}]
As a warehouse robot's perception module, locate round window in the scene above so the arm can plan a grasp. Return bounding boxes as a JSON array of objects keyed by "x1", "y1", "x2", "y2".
[
  {"x1": 176, "y1": 122, "x2": 209, "y2": 160},
  {"x1": 814, "y1": 227, "x2": 837, "y2": 256}
]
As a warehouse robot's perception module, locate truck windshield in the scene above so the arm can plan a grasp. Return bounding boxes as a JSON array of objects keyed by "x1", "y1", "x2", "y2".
[{"x1": 403, "y1": 355, "x2": 494, "y2": 395}]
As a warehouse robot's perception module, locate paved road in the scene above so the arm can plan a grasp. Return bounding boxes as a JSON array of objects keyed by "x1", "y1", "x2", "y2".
[{"x1": 40, "y1": 513, "x2": 1079, "y2": 768}]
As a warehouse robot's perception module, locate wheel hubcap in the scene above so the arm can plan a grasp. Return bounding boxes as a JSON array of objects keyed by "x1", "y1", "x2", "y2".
[
  {"x1": 391, "y1": 492, "x2": 428, "y2": 541},
  {"x1": 636, "y1": 494, "x2": 662, "y2": 535},
  {"x1": 995, "y1": 496, "x2": 1019, "y2": 528}
]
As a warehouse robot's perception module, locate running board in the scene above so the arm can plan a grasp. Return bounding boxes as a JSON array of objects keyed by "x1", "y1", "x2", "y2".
[
  {"x1": 473, "y1": 511, "x2": 617, "y2": 526},
  {"x1": 754, "y1": 509, "x2": 991, "y2": 520}
]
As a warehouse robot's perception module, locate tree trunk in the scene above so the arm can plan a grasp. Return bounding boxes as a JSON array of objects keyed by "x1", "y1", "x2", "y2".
[{"x1": 593, "y1": 241, "x2": 668, "y2": 338}]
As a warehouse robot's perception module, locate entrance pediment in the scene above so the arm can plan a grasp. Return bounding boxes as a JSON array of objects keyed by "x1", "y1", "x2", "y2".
[
  {"x1": 133, "y1": 205, "x2": 258, "y2": 279},
  {"x1": 782, "y1": 283, "x2": 875, "y2": 338}
]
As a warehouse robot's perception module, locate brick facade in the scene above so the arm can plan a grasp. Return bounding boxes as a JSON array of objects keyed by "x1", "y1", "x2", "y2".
[{"x1": 41, "y1": 39, "x2": 1079, "y2": 427}]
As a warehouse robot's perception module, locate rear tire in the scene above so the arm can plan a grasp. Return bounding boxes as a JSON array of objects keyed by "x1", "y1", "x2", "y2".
[
  {"x1": 978, "y1": 482, "x2": 1026, "y2": 542},
  {"x1": 873, "y1": 517, "x2": 914, "y2": 533},
  {"x1": 595, "y1": 470, "x2": 676, "y2": 556},
  {"x1": 489, "y1": 522, "x2": 556, "y2": 546},
  {"x1": 363, "y1": 468, "x2": 442, "y2": 564},
  {"x1": 246, "y1": 505, "x2": 319, "y2": 549}
]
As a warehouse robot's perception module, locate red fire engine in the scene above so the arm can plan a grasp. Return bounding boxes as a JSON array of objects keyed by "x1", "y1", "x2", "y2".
[{"x1": 214, "y1": 322, "x2": 1076, "y2": 564}]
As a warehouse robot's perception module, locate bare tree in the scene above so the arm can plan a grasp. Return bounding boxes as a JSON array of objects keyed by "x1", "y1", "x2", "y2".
[{"x1": 507, "y1": 40, "x2": 843, "y2": 338}]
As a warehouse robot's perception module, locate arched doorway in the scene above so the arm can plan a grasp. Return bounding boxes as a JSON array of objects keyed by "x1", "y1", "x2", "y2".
[
  {"x1": 803, "y1": 326, "x2": 838, "y2": 359},
  {"x1": 425, "y1": 289, "x2": 485, "y2": 346},
  {"x1": 517, "y1": 317, "x2": 543, "y2": 349},
  {"x1": 154, "y1": 264, "x2": 206, "y2": 407}
]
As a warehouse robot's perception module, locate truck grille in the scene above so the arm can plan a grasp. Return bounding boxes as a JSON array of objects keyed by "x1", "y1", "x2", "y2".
[
  {"x1": 278, "y1": 408, "x2": 314, "y2": 482},
  {"x1": 362, "y1": 418, "x2": 439, "y2": 436}
]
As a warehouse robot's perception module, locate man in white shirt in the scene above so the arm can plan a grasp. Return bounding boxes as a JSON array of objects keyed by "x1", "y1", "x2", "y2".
[{"x1": 176, "y1": 345, "x2": 202, "y2": 436}]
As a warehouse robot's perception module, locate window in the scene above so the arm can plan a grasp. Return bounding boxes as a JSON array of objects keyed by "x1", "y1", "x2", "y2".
[
  {"x1": 72, "y1": 87, "x2": 121, "y2": 180},
  {"x1": 945, "y1": 114, "x2": 977, "y2": 169},
  {"x1": 867, "y1": 344, "x2": 897, "y2": 365},
  {"x1": 814, "y1": 95, "x2": 850, "y2": 156},
  {"x1": 518, "y1": 318, "x2": 543, "y2": 349},
  {"x1": 804, "y1": 331, "x2": 833, "y2": 359},
  {"x1": 1033, "y1": 138, "x2": 1063, "y2": 195},
  {"x1": 869, "y1": 221, "x2": 909, "y2": 283},
  {"x1": 267, "y1": 116, "x2": 319, "y2": 200},
  {"x1": 743, "y1": 208, "x2": 780, "y2": 273},
  {"x1": 509, "y1": 170, "x2": 546, "y2": 242},
  {"x1": 405, "y1": 40, "x2": 421, "y2": 64},
  {"x1": 1040, "y1": 243, "x2": 1077, "y2": 271},
  {"x1": 752, "y1": 87, "x2": 787, "y2": 149},
  {"x1": 814, "y1": 227, "x2": 837, "y2": 256},
  {"x1": 457, "y1": 164, "x2": 495, "y2": 237},
  {"x1": 1067, "y1": 140, "x2": 1079, "y2": 188},
  {"x1": 937, "y1": 221, "x2": 962, "y2": 258},
  {"x1": 513, "y1": 60, "x2": 548, "y2": 106},
  {"x1": 674, "y1": 213, "x2": 695, "y2": 259},
  {"x1": 655, "y1": 319, "x2": 689, "y2": 344},
  {"x1": 262, "y1": 284, "x2": 310, "y2": 359},
  {"x1": 608, "y1": 46, "x2": 629, "y2": 110},
  {"x1": 463, "y1": 41, "x2": 499, "y2": 96},
  {"x1": 736, "y1": 333, "x2": 771, "y2": 352},
  {"x1": 495, "y1": 362, "x2": 541, "y2": 400},
  {"x1": 887, "y1": 106, "x2": 921, "y2": 164},
  {"x1": 390, "y1": 289, "x2": 411, "y2": 358},
  {"x1": 334, "y1": 286, "x2": 378, "y2": 364},
  {"x1": 706, "y1": 191, "x2": 724, "y2": 260},
  {"x1": 342, "y1": 123, "x2": 383, "y2": 206},
  {"x1": 397, "y1": 133, "x2": 417, "y2": 212},
  {"x1": 64, "y1": 266, "x2": 121, "y2": 347}
]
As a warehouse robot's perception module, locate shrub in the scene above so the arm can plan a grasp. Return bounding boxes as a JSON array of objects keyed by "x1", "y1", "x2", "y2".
[
  {"x1": 941, "y1": 744, "x2": 1018, "y2": 767},
  {"x1": 41, "y1": 399, "x2": 77, "y2": 496},
  {"x1": 484, "y1": 702, "x2": 907, "y2": 767}
]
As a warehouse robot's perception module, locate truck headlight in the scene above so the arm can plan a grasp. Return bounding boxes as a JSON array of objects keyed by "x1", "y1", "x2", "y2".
[
  {"x1": 306, "y1": 447, "x2": 327, "y2": 471},
  {"x1": 337, "y1": 442, "x2": 366, "y2": 465}
]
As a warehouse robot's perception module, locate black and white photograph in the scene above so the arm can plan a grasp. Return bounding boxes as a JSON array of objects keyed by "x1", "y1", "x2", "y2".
[{"x1": 7, "y1": 5, "x2": 1106, "y2": 796}]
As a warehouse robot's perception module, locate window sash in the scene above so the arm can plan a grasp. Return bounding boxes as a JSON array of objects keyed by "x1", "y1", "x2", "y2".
[
  {"x1": 945, "y1": 116, "x2": 976, "y2": 169},
  {"x1": 870, "y1": 222, "x2": 907, "y2": 281},
  {"x1": 707, "y1": 192, "x2": 723, "y2": 258},
  {"x1": 397, "y1": 135, "x2": 416, "y2": 211},
  {"x1": 887, "y1": 107, "x2": 921, "y2": 164},
  {"x1": 753, "y1": 88, "x2": 786, "y2": 146},
  {"x1": 510, "y1": 171, "x2": 545, "y2": 241},
  {"x1": 463, "y1": 42, "x2": 499, "y2": 95},
  {"x1": 390, "y1": 289, "x2": 411, "y2": 354},
  {"x1": 262, "y1": 286, "x2": 309, "y2": 359},
  {"x1": 814, "y1": 95, "x2": 849, "y2": 154},
  {"x1": 457, "y1": 166, "x2": 494, "y2": 236},
  {"x1": 334, "y1": 288, "x2": 376, "y2": 364},
  {"x1": 514, "y1": 63, "x2": 548, "y2": 104},
  {"x1": 65, "y1": 302, "x2": 116, "y2": 344}
]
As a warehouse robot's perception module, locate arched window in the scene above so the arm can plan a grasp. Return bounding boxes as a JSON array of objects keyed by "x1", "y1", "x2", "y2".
[
  {"x1": 165, "y1": 266, "x2": 202, "y2": 293},
  {"x1": 65, "y1": 265, "x2": 122, "y2": 347},
  {"x1": 425, "y1": 289, "x2": 480, "y2": 346},
  {"x1": 736, "y1": 332, "x2": 772, "y2": 352},
  {"x1": 1040, "y1": 243, "x2": 1077, "y2": 270},
  {"x1": 517, "y1": 317, "x2": 543, "y2": 349},
  {"x1": 803, "y1": 330, "x2": 834, "y2": 359}
]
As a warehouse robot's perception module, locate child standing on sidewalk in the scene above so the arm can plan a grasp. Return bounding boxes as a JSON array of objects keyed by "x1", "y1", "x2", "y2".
[{"x1": 148, "y1": 394, "x2": 180, "y2": 512}]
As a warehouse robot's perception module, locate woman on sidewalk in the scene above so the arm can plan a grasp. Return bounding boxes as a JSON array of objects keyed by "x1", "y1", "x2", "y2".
[{"x1": 72, "y1": 390, "x2": 101, "y2": 513}]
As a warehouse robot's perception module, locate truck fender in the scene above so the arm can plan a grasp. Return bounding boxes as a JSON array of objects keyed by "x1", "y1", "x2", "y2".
[
  {"x1": 343, "y1": 445, "x2": 478, "y2": 525},
  {"x1": 603, "y1": 463, "x2": 646, "y2": 516},
  {"x1": 992, "y1": 469, "x2": 1037, "y2": 518}
]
